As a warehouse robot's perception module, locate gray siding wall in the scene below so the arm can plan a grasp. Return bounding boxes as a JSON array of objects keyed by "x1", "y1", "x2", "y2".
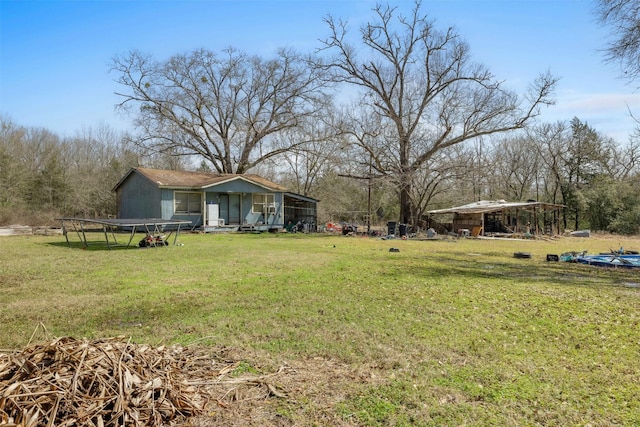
[
  {"x1": 160, "y1": 189, "x2": 175, "y2": 219},
  {"x1": 118, "y1": 173, "x2": 162, "y2": 219}
]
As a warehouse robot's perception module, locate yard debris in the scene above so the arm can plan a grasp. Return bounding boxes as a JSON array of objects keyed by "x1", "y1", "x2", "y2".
[
  {"x1": 560, "y1": 251, "x2": 588, "y2": 262},
  {"x1": 575, "y1": 253, "x2": 640, "y2": 269},
  {"x1": 0, "y1": 336, "x2": 288, "y2": 426},
  {"x1": 138, "y1": 234, "x2": 168, "y2": 247},
  {"x1": 569, "y1": 230, "x2": 591, "y2": 238},
  {"x1": 513, "y1": 252, "x2": 531, "y2": 259},
  {"x1": 605, "y1": 246, "x2": 639, "y2": 255}
]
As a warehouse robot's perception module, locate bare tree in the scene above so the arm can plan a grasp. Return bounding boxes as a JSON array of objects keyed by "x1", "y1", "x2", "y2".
[
  {"x1": 0, "y1": 117, "x2": 30, "y2": 213},
  {"x1": 65, "y1": 125, "x2": 139, "y2": 217},
  {"x1": 529, "y1": 122, "x2": 569, "y2": 206},
  {"x1": 490, "y1": 135, "x2": 541, "y2": 201},
  {"x1": 111, "y1": 48, "x2": 331, "y2": 174},
  {"x1": 607, "y1": 134, "x2": 640, "y2": 179},
  {"x1": 447, "y1": 137, "x2": 495, "y2": 202},
  {"x1": 409, "y1": 144, "x2": 473, "y2": 229},
  {"x1": 269, "y1": 111, "x2": 344, "y2": 196},
  {"x1": 596, "y1": 0, "x2": 640, "y2": 84},
  {"x1": 0, "y1": 116, "x2": 138, "y2": 224},
  {"x1": 318, "y1": 1, "x2": 557, "y2": 226}
]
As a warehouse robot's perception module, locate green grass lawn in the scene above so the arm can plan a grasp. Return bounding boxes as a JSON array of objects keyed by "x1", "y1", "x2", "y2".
[{"x1": 1, "y1": 232, "x2": 639, "y2": 426}]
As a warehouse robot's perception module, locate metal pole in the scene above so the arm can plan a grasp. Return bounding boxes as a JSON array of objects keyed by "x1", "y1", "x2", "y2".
[
  {"x1": 367, "y1": 154, "x2": 372, "y2": 233},
  {"x1": 103, "y1": 224, "x2": 111, "y2": 250}
]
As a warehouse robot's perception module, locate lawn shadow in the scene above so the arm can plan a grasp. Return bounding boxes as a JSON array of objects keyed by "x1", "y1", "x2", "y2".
[
  {"x1": 45, "y1": 229, "x2": 175, "y2": 251},
  {"x1": 398, "y1": 253, "x2": 640, "y2": 289},
  {"x1": 46, "y1": 240, "x2": 142, "y2": 251}
]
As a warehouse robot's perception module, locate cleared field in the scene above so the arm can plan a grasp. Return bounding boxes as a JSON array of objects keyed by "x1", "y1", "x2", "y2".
[{"x1": 1, "y1": 232, "x2": 639, "y2": 426}]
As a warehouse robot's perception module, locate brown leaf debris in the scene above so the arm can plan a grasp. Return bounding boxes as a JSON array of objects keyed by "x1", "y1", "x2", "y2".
[{"x1": 0, "y1": 336, "x2": 286, "y2": 426}]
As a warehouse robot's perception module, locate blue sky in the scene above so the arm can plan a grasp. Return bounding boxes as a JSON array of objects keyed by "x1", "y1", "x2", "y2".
[{"x1": 2, "y1": 0, "x2": 639, "y2": 142}]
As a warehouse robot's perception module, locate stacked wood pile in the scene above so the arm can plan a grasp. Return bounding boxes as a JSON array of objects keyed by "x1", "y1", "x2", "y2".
[{"x1": 0, "y1": 336, "x2": 285, "y2": 426}]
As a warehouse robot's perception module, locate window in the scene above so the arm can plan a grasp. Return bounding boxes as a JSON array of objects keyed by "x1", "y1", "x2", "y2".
[
  {"x1": 174, "y1": 192, "x2": 202, "y2": 214},
  {"x1": 252, "y1": 193, "x2": 275, "y2": 213}
]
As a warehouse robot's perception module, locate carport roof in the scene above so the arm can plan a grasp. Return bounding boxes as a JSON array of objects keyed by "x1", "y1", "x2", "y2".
[
  {"x1": 285, "y1": 192, "x2": 319, "y2": 203},
  {"x1": 427, "y1": 200, "x2": 564, "y2": 215}
]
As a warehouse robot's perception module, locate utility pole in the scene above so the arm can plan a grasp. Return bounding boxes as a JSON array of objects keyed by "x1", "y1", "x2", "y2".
[{"x1": 367, "y1": 154, "x2": 372, "y2": 233}]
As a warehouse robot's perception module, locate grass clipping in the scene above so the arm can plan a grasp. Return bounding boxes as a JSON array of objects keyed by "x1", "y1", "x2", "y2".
[{"x1": 0, "y1": 336, "x2": 286, "y2": 426}]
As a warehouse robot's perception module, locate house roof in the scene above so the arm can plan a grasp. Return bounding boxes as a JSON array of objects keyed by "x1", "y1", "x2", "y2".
[
  {"x1": 112, "y1": 167, "x2": 289, "y2": 192},
  {"x1": 427, "y1": 200, "x2": 564, "y2": 215}
]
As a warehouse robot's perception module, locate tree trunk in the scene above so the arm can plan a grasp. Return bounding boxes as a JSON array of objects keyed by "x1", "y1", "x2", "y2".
[{"x1": 399, "y1": 182, "x2": 412, "y2": 225}]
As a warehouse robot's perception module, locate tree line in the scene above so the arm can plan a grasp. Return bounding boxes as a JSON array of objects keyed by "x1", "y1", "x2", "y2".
[
  {"x1": 2, "y1": 112, "x2": 638, "y2": 234},
  {"x1": 1, "y1": 1, "x2": 639, "y2": 234}
]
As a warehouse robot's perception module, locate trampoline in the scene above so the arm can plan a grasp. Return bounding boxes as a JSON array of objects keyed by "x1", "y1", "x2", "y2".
[{"x1": 58, "y1": 218, "x2": 192, "y2": 250}]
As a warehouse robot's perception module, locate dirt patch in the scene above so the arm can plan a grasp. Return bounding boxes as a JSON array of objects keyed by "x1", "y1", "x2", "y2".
[
  {"x1": 184, "y1": 350, "x2": 383, "y2": 426},
  {"x1": 0, "y1": 337, "x2": 376, "y2": 426}
]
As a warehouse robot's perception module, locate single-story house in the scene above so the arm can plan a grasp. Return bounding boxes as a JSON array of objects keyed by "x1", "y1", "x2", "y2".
[
  {"x1": 112, "y1": 167, "x2": 318, "y2": 232},
  {"x1": 426, "y1": 199, "x2": 564, "y2": 236}
]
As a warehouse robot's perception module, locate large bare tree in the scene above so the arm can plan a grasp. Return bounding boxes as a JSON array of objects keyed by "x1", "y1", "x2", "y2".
[
  {"x1": 318, "y1": 1, "x2": 557, "y2": 225},
  {"x1": 111, "y1": 48, "x2": 330, "y2": 173},
  {"x1": 596, "y1": 0, "x2": 640, "y2": 84}
]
